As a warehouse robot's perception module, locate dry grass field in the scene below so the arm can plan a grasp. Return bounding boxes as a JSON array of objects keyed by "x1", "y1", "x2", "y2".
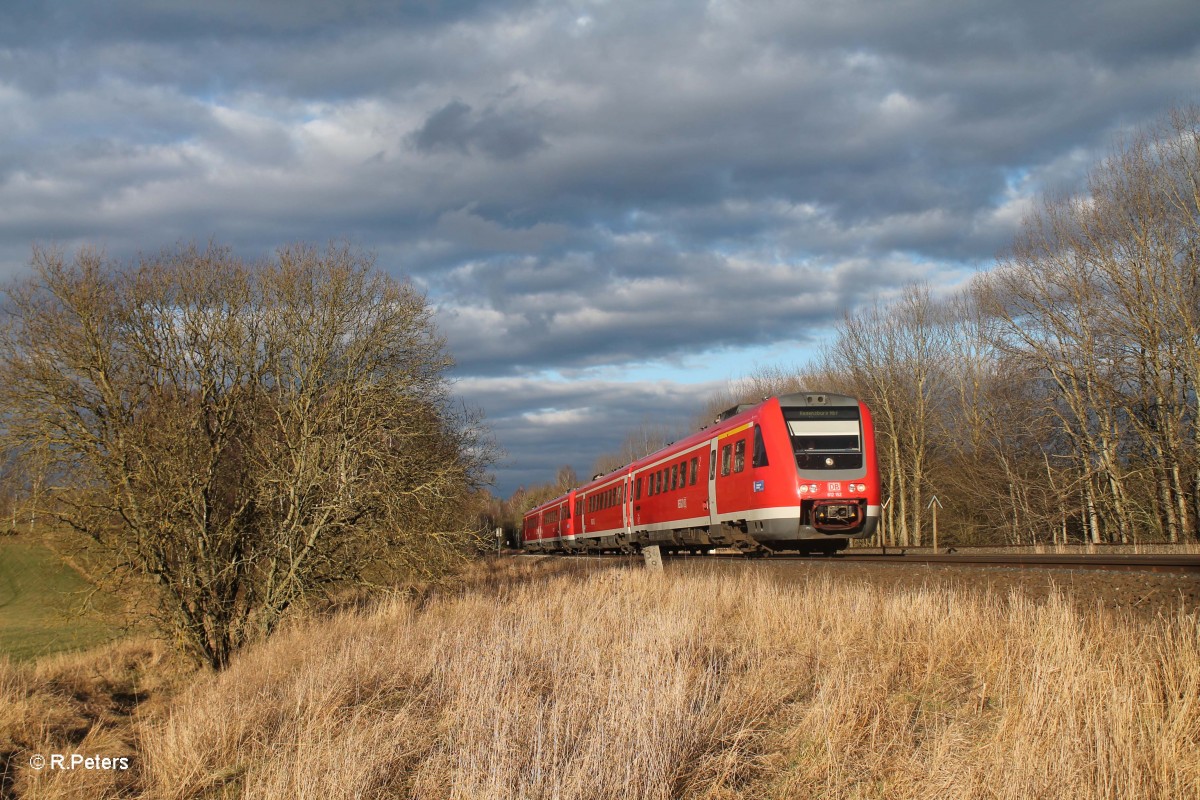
[{"x1": 3, "y1": 557, "x2": 1198, "y2": 799}]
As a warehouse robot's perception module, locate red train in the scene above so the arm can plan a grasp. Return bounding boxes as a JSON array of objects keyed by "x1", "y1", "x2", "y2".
[{"x1": 521, "y1": 392, "x2": 880, "y2": 555}]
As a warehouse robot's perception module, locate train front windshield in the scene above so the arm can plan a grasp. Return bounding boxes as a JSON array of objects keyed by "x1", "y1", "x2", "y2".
[{"x1": 783, "y1": 406, "x2": 863, "y2": 471}]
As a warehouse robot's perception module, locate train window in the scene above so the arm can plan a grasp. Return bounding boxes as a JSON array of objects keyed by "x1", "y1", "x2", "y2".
[
  {"x1": 636, "y1": 477, "x2": 642, "y2": 499},
  {"x1": 659, "y1": 469, "x2": 666, "y2": 494},
  {"x1": 783, "y1": 406, "x2": 863, "y2": 471},
  {"x1": 679, "y1": 460, "x2": 687, "y2": 486},
  {"x1": 734, "y1": 439, "x2": 746, "y2": 473},
  {"x1": 671, "y1": 464, "x2": 678, "y2": 490},
  {"x1": 689, "y1": 457, "x2": 699, "y2": 485},
  {"x1": 619, "y1": 485, "x2": 624, "y2": 503},
  {"x1": 576, "y1": 499, "x2": 583, "y2": 517},
  {"x1": 753, "y1": 427, "x2": 769, "y2": 467},
  {"x1": 721, "y1": 444, "x2": 732, "y2": 476}
]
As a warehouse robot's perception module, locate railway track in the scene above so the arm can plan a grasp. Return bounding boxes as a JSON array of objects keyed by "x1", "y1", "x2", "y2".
[
  {"x1": 521, "y1": 548, "x2": 1200, "y2": 618},
  {"x1": 707, "y1": 550, "x2": 1200, "y2": 574},
  {"x1": 529, "y1": 549, "x2": 1200, "y2": 574},
  {"x1": 838, "y1": 552, "x2": 1200, "y2": 574}
]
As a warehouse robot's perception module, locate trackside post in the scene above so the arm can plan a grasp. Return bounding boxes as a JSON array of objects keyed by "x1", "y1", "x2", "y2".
[
  {"x1": 928, "y1": 496, "x2": 942, "y2": 552},
  {"x1": 643, "y1": 545, "x2": 664, "y2": 572}
]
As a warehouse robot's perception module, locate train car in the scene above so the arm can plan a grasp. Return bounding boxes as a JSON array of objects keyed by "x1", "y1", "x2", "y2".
[
  {"x1": 519, "y1": 490, "x2": 576, "y2": 552},
  {"x1": 521, "y1": 391, "x2": 880, "y2": 555}
]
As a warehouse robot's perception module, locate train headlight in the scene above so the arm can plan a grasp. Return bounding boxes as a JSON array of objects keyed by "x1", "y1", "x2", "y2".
[{"x1": 824, "y1": 457, "x2": 834, "y2": 467}]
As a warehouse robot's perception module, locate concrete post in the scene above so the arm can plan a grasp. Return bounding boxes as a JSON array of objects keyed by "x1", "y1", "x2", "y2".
[{"x1": 642, "y1": 545, "x2": 664, "y2": 572}]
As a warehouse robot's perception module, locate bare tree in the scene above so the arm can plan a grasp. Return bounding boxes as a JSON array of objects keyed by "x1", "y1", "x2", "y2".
[
  {"x1": 940, "y1": 279, "x2": 1069, "y2": 544},
  {"x1": 822, "y1": 285, "x2": 950, "y2": 546},
  {"x1": 986, "y1": 108, "x2": 1200, "y2": 543},
  {"x1": 0, "y1": 242, "x2": 492, "y2": 668}
]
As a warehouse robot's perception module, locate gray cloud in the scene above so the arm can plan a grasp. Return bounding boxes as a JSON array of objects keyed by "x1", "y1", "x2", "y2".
[
  {"x1": 410, "y1": 100, "x2": 548, "y2": 160},
  {"x1": 432, "y1": 243, "x2": 954, "y2": 383},
  {"x1": 456, "y1": 375, "x2": 725, "y2": 493},
  {"x1": 0, "y1": 0, "x2": 1196, "y2": 493}
]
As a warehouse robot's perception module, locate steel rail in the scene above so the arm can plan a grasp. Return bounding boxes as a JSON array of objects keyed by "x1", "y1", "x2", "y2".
[
  {"x1": 523, "y1": 550, "x2": 1200, "y2": 574},
  {"x1": 822, "y1": 552, "x2": 1200, "y2": 574}
]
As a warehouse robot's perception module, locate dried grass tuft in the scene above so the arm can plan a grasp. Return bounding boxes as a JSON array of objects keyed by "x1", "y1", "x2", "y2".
[
  {"x1": 133, "y1": 565, "x2": 1198, "y2": 800},
  {"x1": 5, "y1": 560, "x2": 1197, "y2": 798}
]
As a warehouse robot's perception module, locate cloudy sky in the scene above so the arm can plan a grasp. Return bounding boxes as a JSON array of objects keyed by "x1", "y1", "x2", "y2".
[{"x1": 1, "y1": 0, "x2": 1197, "y2": 495}]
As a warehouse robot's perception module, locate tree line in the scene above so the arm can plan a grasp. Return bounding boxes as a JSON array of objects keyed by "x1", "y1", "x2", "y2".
[
  {"x1": 507, "y1": 108, "x2": 1200, "y2": 548},
  {"x1": 822, "y1": 108, "x2": 1200, "y2": 547}
]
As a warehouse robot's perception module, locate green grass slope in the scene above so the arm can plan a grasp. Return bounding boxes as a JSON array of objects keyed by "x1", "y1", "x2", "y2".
[{"x1": 0, "y1": 537, "x2": 123, "y2": 661}]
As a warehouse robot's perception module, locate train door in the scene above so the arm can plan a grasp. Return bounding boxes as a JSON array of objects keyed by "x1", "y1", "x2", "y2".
[
  {"x1": 707, "y1": 440, "x2": 718, "y2": 523},
  {"x1": 622, "y1": 472, "x2": 633, "y2": 536}
]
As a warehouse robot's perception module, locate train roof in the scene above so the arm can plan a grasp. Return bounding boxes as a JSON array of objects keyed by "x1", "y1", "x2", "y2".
[
  {"x1": 524, "y1": 492, "x2": 572, "y2": 517},
  {"x1": 714, "y1": 391, "x2": 858, "y2": 421}
]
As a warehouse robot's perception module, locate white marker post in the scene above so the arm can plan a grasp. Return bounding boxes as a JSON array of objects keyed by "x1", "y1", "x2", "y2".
[
  {"x1": 928, "y1": 496, "x2": 943, "y2": 552},
  {"x1": 643, "y1": 545, "x2": 664, "y2": 572},
  {"x1": 880, "y1": 496, "x2": 892, "y2": 553}
]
